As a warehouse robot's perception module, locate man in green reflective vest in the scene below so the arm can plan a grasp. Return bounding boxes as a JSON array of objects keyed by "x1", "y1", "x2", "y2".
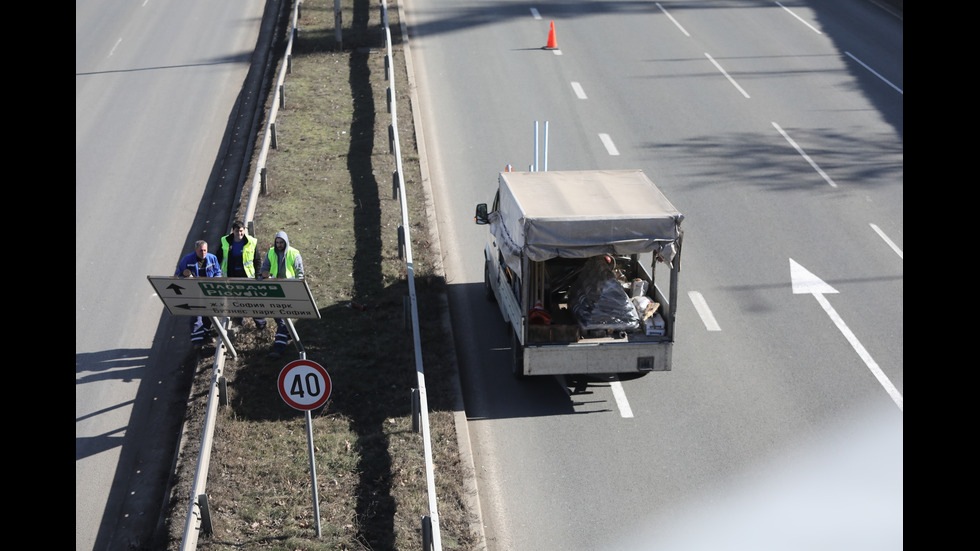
[
  {"x1": 260, "y1": 230, "x2": 305, "y2": 358},
  {"x1": 216, "y1": 221, "x2": 267, "y2": 331}
]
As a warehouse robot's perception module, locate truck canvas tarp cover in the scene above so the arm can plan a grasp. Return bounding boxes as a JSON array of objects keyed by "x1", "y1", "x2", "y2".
[{"x1": 490, "y1": 170, "x2": 684, "y2": 278}]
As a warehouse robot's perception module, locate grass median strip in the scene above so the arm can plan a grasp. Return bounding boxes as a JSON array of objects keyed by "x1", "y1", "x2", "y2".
[{"x1": 163, "y1": 1, "x2": 475, "y2": 549}]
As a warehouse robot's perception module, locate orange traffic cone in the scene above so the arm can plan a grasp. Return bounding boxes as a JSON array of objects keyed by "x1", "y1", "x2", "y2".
[{"x1": 544, "y1": 20, "x2": 558, "y2": 49}]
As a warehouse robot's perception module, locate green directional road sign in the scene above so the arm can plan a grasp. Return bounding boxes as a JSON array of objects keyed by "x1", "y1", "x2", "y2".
[{"x1": 147, "y1": 276, "x2": 321, "y2": 319}]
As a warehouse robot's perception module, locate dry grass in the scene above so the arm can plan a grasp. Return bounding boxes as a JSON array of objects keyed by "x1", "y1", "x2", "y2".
[{"x1": 162, "y1": 0, "x2": 477, "y2": 549}]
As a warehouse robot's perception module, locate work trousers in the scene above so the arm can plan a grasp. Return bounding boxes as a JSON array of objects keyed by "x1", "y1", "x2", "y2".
[
  {"x1": 273, "y1": 318, "x2": 291, "y2": 353},
  {"x1": 189, "y1": 316, "x2": 212, "y2": 345}
]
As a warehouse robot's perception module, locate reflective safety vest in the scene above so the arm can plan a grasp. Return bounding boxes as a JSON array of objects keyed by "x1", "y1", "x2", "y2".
[
  {"x1": 220, "y1": 234, "x2": 258, "y2": 277},
  {"x1": 268, "y1": 247, "x2": 299, "y2": 278}
]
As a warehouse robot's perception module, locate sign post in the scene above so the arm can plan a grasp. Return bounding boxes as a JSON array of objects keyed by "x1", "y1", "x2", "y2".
[{"x1": 277, "y1": 359, "x2": 332, "y2": 537}]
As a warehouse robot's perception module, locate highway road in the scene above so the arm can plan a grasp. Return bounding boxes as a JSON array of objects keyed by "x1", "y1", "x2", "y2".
[
  {"x1": 403, "y1": 0, "x2": 902, "y2": 549},
  {"x1": 76, "y1": 0, "x2": 271, "y2": 548}
]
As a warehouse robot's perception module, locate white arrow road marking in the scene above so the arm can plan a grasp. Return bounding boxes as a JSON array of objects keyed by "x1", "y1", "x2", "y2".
[{"x1": 790, "y1": 259, "x2": 903, "y2": 411}]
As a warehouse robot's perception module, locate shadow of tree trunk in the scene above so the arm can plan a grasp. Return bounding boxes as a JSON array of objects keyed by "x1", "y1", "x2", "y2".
[{"x1": 346, "y1": 1, "x2": 395, "y2": 548}]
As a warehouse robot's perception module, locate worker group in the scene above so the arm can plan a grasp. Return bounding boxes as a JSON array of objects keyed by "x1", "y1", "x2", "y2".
[{"x1": 174, "y1": 221, "x2": 305, "y2": 358}]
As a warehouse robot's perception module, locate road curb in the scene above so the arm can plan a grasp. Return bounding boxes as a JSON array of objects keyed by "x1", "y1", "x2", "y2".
[{"x1": 396, "y1": 2, "x2": 489, "y2": 549}]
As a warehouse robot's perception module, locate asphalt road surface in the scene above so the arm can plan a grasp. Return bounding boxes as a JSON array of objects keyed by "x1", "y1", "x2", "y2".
[
  {"x1": 403, "y1": 0, "x2": 903, "y2": 549},
  {"x1": 76, "y1": 0, "x2": 272, "y2": 548}
]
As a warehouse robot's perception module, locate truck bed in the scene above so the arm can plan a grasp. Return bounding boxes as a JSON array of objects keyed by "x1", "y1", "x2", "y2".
[{"x1": 524, "y1": 256, "x2": 671, "y2": 345}]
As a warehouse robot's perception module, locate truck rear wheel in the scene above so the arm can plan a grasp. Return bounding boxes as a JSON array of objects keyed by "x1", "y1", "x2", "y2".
[
  {"x1": 511, "y1": 331, "x2": 526, "y2": 380},
  {"x1": 484, "y1": 259, "x2": 496, "y2": 303}
]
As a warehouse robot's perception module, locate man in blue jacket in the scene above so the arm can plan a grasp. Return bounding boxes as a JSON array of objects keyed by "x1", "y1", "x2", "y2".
[{"x1": 175, "y1": 240, "x2": 223, "y2": 349}]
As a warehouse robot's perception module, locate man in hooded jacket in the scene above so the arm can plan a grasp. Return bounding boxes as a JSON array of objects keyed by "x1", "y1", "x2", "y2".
[{"x1": 260, "y1": 231, "x2": 305, "y2": 357}]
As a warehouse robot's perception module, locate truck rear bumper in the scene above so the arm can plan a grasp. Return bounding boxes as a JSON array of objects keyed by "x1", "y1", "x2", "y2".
[{"x1": 523, "y1": 340, "x2": 672, "y2": 376}]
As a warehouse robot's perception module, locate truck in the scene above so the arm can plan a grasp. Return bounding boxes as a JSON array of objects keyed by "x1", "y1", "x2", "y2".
[{"x1": 474, "y1": 169, "x2": 684, "y2": 380}]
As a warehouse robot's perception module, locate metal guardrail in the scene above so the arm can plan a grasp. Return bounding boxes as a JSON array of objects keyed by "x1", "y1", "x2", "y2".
[
  {"x1": 180, "y1": 1, "x2": 442, "y2": 549},
  {"x1": 179, "y1": 343, "x2": 227, "y2": 551},
  {"x1": 379, "y1": 0, "x2": 443, "y2": 547}
]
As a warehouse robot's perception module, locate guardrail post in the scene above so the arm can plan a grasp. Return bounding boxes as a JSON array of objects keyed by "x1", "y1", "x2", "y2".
[
  {"x1": 380, "y1": 5, "x2": 387, "y2": 46},
  {"x1": 218, "y1": 376, "x2": 228, "y2": 406},
  {"x1": 397, "y1": 225, "x2": 405, "y2": 260},
  {"x1": 260, "y1": 167, "x2": 268, "y2": 195},
  {"x1": 421, "y1": 515, "x2": 433, "y2": 550},
  {"x1": 411, "y1": 388, "x2": 420, "y2": 433},
  {"x1": 334, "y1": 0, "x2": 342, "y2": 48},
  {"x1": 199, "y1": 494, "x2": 213, "y2": 535}
]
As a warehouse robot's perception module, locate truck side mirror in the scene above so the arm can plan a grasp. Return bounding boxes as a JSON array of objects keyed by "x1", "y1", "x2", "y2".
[{"x1": 474, "y1": 203, "x2": 489, "y2": 225}]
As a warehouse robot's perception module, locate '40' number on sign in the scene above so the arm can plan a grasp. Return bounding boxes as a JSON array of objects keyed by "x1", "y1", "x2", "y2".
[{"x1": 290, "y1": 372, "x2": 323, "y2": 399}]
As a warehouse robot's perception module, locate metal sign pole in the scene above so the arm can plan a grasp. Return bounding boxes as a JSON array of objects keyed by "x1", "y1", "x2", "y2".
[
  {"x1": 543, "y1": 121, "x2": 549, "y2": 172},
  {"x1": 286, "y1": 318, "x2": 306, "y2": 358},
  {"x1": 305, "y1": 409, "x2": 322, "y2": 537},
  {"x1": 533, "y1": 121, "x2": 539, "y2": 172},
  {"x1": 531, "y1": 120, "x2": 549, "y2": 172},
  {"x1": 211, "y1": 316, "x2": 238, "y2": 358},
  {"x1": 277, "y1": 359, "x2": 332, "y2": 538},
  {"x1": 294, "y1": 325, "x2": 318, "y2": 535}
]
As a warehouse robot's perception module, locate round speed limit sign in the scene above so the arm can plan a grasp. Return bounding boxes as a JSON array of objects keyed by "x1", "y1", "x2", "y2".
[{"x1": 277, "y1": 360, "x2": 332, "y2": 411}]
